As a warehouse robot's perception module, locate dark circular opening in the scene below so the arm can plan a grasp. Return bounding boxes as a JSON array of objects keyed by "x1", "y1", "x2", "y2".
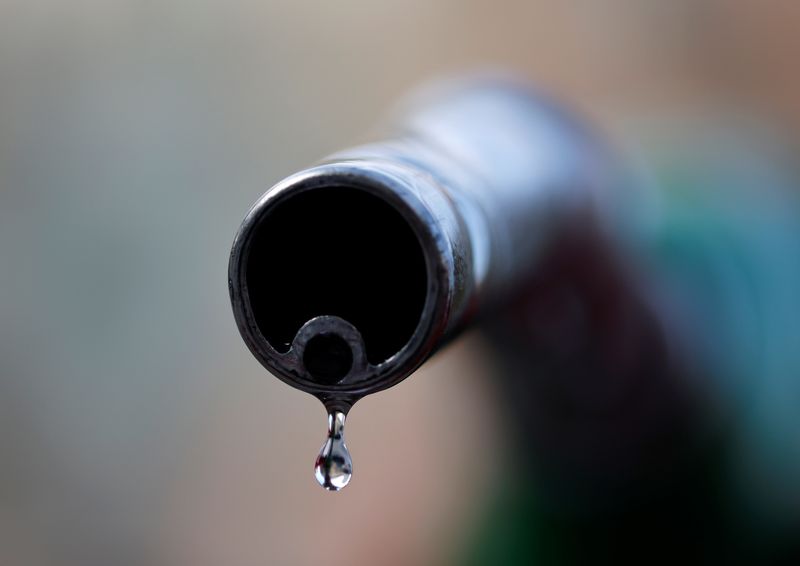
[
  {"x1": 245, "y1": 186, "x2": 428, "y2": 365},
  {"x1": 303, "y1": 333, "x2": 354, "y2": 384}
]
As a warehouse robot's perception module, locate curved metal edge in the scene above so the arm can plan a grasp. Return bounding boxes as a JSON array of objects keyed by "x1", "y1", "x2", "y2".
[{"x1": 228, "y1": 159, "x2": 460, "y2": 402}]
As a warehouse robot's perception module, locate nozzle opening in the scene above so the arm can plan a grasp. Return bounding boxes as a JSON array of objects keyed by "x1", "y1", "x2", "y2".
[
  {"x1": 303, "y1": 333, "x2": 354, "y2": 383},
  {"x1": 245, "y1": 186, "x2": 428, "y2": 366}
]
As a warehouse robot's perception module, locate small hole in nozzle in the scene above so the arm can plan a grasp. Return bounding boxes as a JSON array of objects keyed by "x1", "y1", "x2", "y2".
[{"x1": 303, "y1": 334, "x2": 353, "y2": 384}]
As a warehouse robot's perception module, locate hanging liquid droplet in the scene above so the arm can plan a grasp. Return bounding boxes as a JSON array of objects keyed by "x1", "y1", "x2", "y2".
[{"x1": 314, "y1": 410, "x2": 352, "y2": 491}]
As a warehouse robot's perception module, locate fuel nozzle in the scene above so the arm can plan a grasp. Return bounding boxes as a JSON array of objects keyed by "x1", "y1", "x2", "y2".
[{"x1": 228, "y1": 75, "x2": 616, "y2": 489}]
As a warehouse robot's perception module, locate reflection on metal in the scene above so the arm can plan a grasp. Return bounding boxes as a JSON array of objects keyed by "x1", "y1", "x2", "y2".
[{"x1": 228, "y1": 75, "x2": 616, "y2": 414}]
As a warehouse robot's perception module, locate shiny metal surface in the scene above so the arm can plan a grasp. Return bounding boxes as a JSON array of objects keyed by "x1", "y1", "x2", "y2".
[{"x1": 228, "y1": 76, "x2": 617, "y2": 412}]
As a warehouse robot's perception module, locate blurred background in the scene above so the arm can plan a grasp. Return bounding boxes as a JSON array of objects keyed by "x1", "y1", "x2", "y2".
[{"x1": 1, "y1": 1, "x2": 800, "y2": 564}]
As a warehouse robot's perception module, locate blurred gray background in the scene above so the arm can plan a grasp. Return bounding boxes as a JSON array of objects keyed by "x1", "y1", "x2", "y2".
[{"x1": 2, "y1": 1, "x2": 799, "y2": 564}]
